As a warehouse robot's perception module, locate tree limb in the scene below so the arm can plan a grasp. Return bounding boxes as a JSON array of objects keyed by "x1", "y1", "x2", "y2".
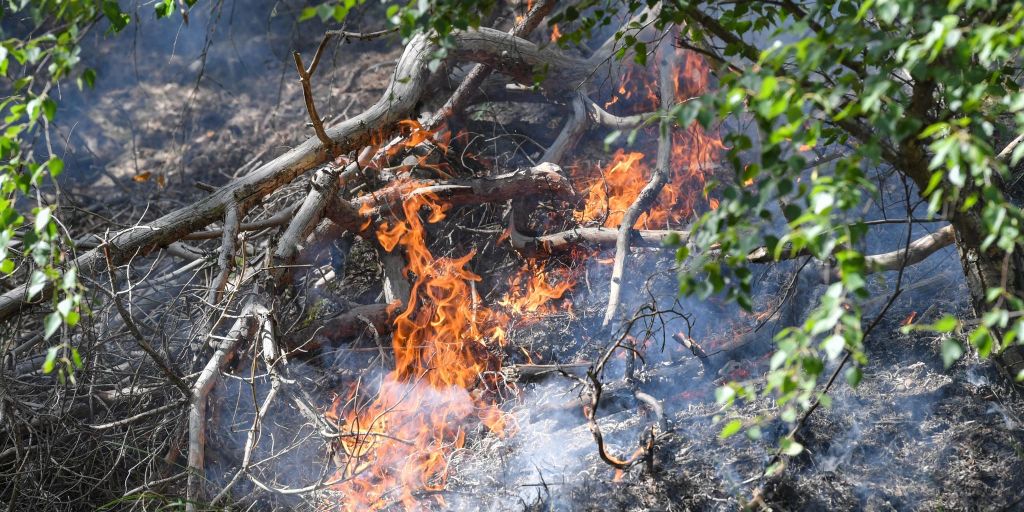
[{"x1": 603, "y1": 34, "x2": 677, "y2": 328}]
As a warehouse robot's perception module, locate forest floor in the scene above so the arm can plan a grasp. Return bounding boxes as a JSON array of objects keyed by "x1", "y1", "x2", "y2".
[{"x1": 14, "y1": 1, "x2": 1024, "y2": 510}]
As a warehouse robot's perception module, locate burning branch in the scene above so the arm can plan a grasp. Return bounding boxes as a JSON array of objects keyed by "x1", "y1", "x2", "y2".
[{"x1": 603, "y1": 34, "x2": 680, "y2": 329}]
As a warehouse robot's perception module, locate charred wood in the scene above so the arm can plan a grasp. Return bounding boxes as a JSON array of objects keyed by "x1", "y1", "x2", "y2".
[{"x1": 283, "y1": 302, "x2": 400, "y2": 351}]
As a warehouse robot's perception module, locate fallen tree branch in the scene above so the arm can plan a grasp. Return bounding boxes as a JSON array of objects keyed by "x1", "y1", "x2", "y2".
[
  {"x1": 542, "y1": 92, "x2": 588, "y2": 164},
  {"x1": 603, "y1": 34, "x2": 677, "y2": 328},
  {"x1": 424, "y1": 0, "x2": 555, "y2": 130},
  {"x1": 508, "y1": 223, "x2": 678, "y2": 255},
  {"x1": 208, "y1": 202, "x2": 241, "y2": 304},
  {"x1": 325, "y1": 163, "x2": 573, "y2": 232},
  {"x1": 864, "y1": 224, "x2": 955, "y2": 273},
  {"x1": 186, "y1": 300, "x2": 264, "y2": 510},
  {"x1": 271, "y1": 165, "x2": 342, "y2": 287},
  {"x1": 283, "y1": 302, "x2": 400, "y2": 351}
]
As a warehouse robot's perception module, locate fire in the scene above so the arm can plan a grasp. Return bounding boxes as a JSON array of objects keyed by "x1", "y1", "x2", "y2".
[
  {"x1": 497, "y1": 261, "x2": 574, "y2": 318},
  {"x1": 329, "y1": 186, "x2": 574, "y2": 509},
  {"x1": 901, "y1": 311, "x2": 917, "y2": 326},
  {"x1": 327, "y1": 41, "x2": 722, "y2": 509},
  {"x1": 550, "y1": 23, "x2": 561, "y2": 42},
  {"x1": 574, "y1": 48, "x2": 722, "y2": 230}
]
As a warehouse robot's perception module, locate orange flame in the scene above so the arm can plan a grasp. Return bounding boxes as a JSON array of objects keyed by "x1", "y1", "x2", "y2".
[
  {"x1": 328, "y1": 43, "x2": 722, "y2": 511},
  {"x1": 329, "y1": 186, "x2": 574, "y2": 509},
  {"x1": 574, "y1": 47, "x2": 723, "y2": 230}
]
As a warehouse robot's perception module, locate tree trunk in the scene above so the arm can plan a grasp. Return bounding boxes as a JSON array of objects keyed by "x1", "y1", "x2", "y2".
[{"x1": 951, "y1": 207, "x2": 1024, "y2": 384}]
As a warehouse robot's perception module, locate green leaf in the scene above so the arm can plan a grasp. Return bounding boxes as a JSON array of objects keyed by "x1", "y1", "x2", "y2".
[
  {"x1": 80, "y1": 68, "x2": 96, "y2": 89},
  {"x1": 103, "y1": 1, "x2": 130, "y2": 32},
  {"x1": 42, "y1": 98, "x2": 56, "y2": 122},
  {"x1": 26, "y1": 96, "x2": 43, "y2": 124},
  {"x1": 746, "y1": 426, "x2": 763, "y2": 440},
  {"x1": 940, "y1": 338, "x2": 964, "y2": 368},
  {"x1": 715, "y1": 385, "x2": 736, "y2": 406},
  {"x1": 845, "y1": 366, "x2": 863, "y2": 387},
  {"x1": 719, "y1": 419, "x2": 743, "y2": 439},
  {"x1": 781, "y1": 438, "x2": 803, "y2": 456},
  {"x1": 902, "y1": 314, "x2": 958, "y2": 334},
  {"x1": 27, "y1": 270, "x2": 47, "y2": 298},
  {"x1": 298, "y1": 6, "x2": 318, "y2": 21},
  {"x1": 43, "y1": 346, "x2": 58, "y2": 374},
  {"x1": 822, "y1": 334, "x2": 845, "y2": 360},
  {"x1": 47, "y1": 157, "x2": 64, "y2": 177},
  {"x1": 34, "y1": 206, "x2": 51, "y2": 233},
  {"x1": 43, "y1": 312, "x2": 62, "y2": 339}
]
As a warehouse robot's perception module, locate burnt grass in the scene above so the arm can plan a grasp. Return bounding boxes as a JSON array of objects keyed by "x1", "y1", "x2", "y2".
[
  {"x1": 429, "y1": 235, "x2": 1024, "y2": 511},
  {"x1": 490, "y1": 273, "x2": 1024, "y2": 512}
]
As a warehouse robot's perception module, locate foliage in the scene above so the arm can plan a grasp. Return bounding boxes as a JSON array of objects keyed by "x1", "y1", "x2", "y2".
[
  {"x1": 300, "y1": 0, "x2": 497, "y2": 38},
  {"x1": 670, "y1": 0, "x2": 1024, "y2": 444},
  {"x1": 574, "y1": 0, "x2": 1024, "y2": 450},
  {"x1": 1, "y1": 1, "x2": 189, "y2": 379}
]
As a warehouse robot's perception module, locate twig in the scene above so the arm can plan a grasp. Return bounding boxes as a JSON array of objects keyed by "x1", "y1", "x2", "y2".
[
  {"x1": 101, "y1": 244, "x2": 192, "y2": 397},
  {"x1": 324, "y1": 27, "x2": 398, "y2": 42},
  {"x1": 89, "y1": 400, "x2": 186, "y2": 430}
]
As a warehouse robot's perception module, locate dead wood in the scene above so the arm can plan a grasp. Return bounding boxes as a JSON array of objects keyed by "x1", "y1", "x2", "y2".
[
  {"x1": 378, "y1": 249, "x2": 412, "y2": 306},
  {"x1": 424, "y1": 0, "x2": 556, "y2": 129},
  {"x1": 208, "y1": 202, "x2": 241, "y2": 304},
  {"x1": 508, "y1": 223, "x2": 679, "y2": 255},
  {"x1": 0, "y1": 25, "x2": 598, "y2": 322},
  {"x1": 271, "y1": 165, "x2": 343, "y2": 288},
  {"x1": 324, "y1": 163, "x2": 574, "y2": 233},
  {"x1": 282, "y1": 302, "x2": 400, "y2": 351},
  {"x1": 864, "y1": 224, "x2": 955, "y2": 273},
  {"x1": 542, "y1": 93, "x2": 589, "y2": 164},
  {"x1": 183, "y1": 202, "x2": 300, "y2": 240},
  {"x1": 603, "y1": 34, "x2": 678, "y2": 328},
  {"x1": 186, "y1": 301, "x2": 264, "y2": 509}
]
